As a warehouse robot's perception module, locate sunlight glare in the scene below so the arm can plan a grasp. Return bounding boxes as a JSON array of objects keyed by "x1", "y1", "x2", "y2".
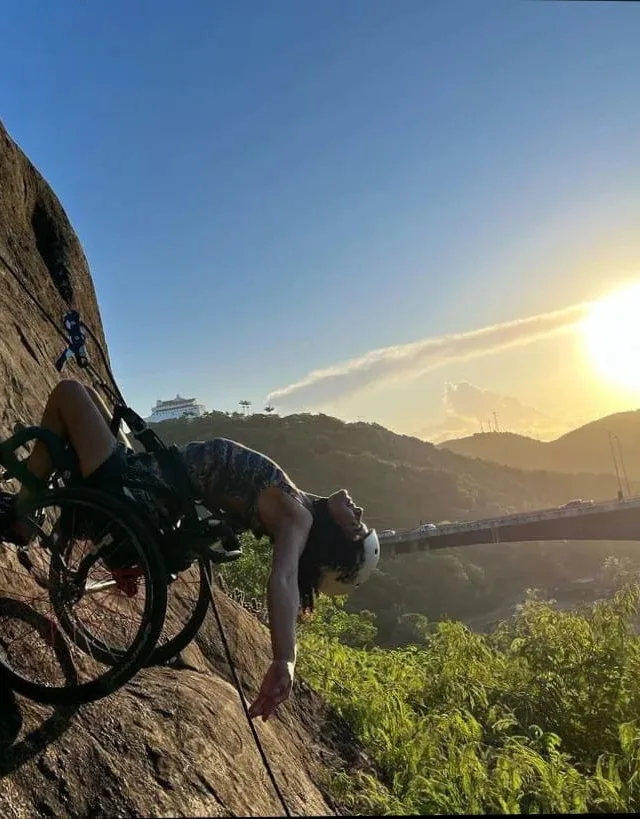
[{"x1": 581, "y1": 282, "x2": 640, "y2": 392}]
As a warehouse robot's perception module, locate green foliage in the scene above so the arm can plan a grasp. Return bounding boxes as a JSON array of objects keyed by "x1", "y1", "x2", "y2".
[
  {"x1": 349, "y1": 541, "x2": 640, "y2": 645},
  {"x1": 297, "y1": 585, "x2": 640, "y2": 815},
  {"x1": 214, "y1": 510, "x2": 640, "y2": 813},
  {"x1": 217, "y1": 530, "x2": 271, "y2": 603},
  {"x1": 300, "y1": 595, "x2": 378, "y2": 649}
]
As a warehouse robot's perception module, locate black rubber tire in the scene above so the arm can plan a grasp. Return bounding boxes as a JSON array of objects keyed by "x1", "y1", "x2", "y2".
[
  {"x1": 0, "y1": 486, "x2": 168, "y2": 705},
  {"x1": 51, "y1": 488, "x2": 169, "y2": 669},
  {"x1": 54, "y1": 498, "x2": 213, "y2": 669},
  {"x1": 145, "y1": 557, "x2": 212, "y2": 666},
  {"x1": 82, "y1": 554, "x2": 212, "y2": 668}
]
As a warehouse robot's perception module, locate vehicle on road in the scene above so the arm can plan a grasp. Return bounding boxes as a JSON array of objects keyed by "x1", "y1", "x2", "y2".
[{"x1": 561, "y1": 499, "x2": 594, "y2": 509}]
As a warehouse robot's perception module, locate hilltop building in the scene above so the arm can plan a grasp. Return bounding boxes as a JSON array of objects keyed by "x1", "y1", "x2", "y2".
[{"x1": 147, "y1": 394, "x2": 207, "y2": 424}]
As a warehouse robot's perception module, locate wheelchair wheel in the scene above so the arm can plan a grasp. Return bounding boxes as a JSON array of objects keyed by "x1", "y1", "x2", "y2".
[
  {"x1": 144, "y1": 556, "x2": 211, "y2": 666},
  {"x1": 0, "y1": 486, "x2": 168, "y2": 705},
  {"x1": 146, "y1": 529, "x2": 244, "y2": 667},
  {"x1": 65, "y1": 554, "x2": 212, "y2": 670}
]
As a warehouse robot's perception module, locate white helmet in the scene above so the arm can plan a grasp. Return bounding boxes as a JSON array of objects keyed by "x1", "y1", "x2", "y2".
[{"x1": 318, "y1": 529, "x2": 381, "y2": 596}]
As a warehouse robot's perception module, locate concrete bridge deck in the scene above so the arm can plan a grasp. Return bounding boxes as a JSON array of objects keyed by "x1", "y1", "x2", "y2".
[{"x1": 383, "y1": 496, "x2": 640, "y2": 557}]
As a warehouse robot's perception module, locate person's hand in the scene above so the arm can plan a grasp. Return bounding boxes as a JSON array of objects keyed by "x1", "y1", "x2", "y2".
[{"x1": 248, "y1": 659, "x2": 295, "y2": 721}]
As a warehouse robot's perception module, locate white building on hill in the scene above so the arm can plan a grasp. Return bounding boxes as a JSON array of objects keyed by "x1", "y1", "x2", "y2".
[{"x1": 147, "y1": 394, "x2": 207, "y2": 424}]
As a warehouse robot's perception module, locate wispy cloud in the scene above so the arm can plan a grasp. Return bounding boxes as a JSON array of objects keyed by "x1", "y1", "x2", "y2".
[
  {"x1": 267, "y1": 302, "x2": 591, "y2": 409},
  {"x1": 415, "y1": 381, "x2": 571, "y2": 444}
]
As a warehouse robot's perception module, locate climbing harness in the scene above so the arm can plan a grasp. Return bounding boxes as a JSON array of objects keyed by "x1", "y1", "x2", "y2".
[{"x1": 0, "y1": 251, "x2": 292, "y2": 818}]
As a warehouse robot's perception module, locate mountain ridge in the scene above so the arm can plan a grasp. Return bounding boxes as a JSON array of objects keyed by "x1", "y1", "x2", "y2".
[
  {"x1": 144, "y1": 409, "x2": 632, "y2": 530},
  {"x1": 437, "y1": 409, "x2": 640, "y2": 481}
]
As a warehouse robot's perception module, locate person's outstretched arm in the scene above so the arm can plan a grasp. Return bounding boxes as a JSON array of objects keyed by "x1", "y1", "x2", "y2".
[{"x1": 248, "y1": 490, "x2": 312, "y2": 721}]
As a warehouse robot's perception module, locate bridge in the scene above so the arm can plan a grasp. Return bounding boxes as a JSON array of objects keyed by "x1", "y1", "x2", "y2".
[{"x1": 381, "y1": 496, "x2": 640, "y2": 558}]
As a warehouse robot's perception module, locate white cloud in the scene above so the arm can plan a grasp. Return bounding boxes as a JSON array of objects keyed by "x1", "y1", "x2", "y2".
[{"x1": 267, "y1": 302, "x2": 590, "y2": 409}]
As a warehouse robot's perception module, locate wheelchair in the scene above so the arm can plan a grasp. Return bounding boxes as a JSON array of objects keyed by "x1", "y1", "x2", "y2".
[{"x1": 0, "y1": 315, "x2": 244, "y2": 706}]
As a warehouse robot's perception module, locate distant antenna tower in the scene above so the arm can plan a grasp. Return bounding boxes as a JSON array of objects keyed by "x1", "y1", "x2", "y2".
[
  {"x1": 480, "y1": 421, "x2": 485, "y2": 433},
  {"x1": 493, "y1": 411, "x2": 500, "y2": 432}
]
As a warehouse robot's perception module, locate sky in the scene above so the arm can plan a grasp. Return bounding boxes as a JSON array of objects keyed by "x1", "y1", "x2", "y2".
[{"x1": 2, "y1": 0, "x2": 640, "y2": 443}]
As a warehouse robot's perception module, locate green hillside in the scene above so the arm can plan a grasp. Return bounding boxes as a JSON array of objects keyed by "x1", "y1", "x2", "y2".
[
  {"x1": 146, "y1": 410, "x2": 628, "y2": 532},
  {"x1": 205, "y1": 410, "x2": 640, "y2": 813},
  {"x1": 438, "y1": 409, "x2": 640, "y2": 480},
  {"x1": 436, "y1": 431, "x2": 553, "y2": 472},
  {"x1": 224, "y1": 537, "x2": 640, "y2": 814},
  {"x1": 150, "y1": 410, "x2": 640, "y2": 648}
]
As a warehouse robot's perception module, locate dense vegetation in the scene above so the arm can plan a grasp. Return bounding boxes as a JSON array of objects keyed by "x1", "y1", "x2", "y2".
[
  {"x1": 300, "y1": 587, "x2": 640, "y2": 814},
  {"x1": 349, "y1": 538, "x2": 640, "y2": 645},
  {"x1": 178, "y1": 408, "x2": 640, "y2": 811},
  {"x1": 220, "y1": 534, "x2": 640, "y2": 815}
]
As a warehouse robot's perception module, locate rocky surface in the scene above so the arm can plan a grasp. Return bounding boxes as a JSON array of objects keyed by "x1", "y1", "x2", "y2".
[
  {"x1": 0, "y1": 118, "x2": 362, "y2": 817},
  {"x1": 0, "y1": 119, "x2": 106, "y2": 440},
  {"x1": 0, "y1": 591, "x2": 362, "y2": 817}
]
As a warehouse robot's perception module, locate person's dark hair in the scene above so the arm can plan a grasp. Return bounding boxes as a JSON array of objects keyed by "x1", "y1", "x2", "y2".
[{"x1": 297, "y1": 497, "x2": 364, "y2": 611}]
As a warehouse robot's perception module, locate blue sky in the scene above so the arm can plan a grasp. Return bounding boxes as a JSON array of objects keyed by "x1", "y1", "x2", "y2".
[{"x1": 2, "y1": 0, "x2": 640, "y2": 439}]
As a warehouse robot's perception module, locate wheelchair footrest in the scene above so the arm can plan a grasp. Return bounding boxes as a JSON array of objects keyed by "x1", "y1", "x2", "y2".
[
  {"x1": 179, "y1": 518, "x2": 242, "y2": 553},
  {"x1": 206, "y1": 547, "x2": 243, "y2": 564},
  {"x1": 161, "y1": 518, "x2": 244, "y2": 573}
]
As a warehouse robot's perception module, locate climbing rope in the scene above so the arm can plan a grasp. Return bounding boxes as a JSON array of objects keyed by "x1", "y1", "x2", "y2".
[
  {"x1": 203, "y1": 563, "x2": 292, "y2": 818},
  {"x1": 0, "y1": 251, "x2": 77, "y2": 346},
  {"x1": 0, "y1": 251, "x2": 293, "y2": 817}
]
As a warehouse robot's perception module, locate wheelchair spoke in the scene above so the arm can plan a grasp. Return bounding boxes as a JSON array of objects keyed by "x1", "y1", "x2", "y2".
[{"x1": 0, "y1": 486, "x2": 167, "y2": 705}]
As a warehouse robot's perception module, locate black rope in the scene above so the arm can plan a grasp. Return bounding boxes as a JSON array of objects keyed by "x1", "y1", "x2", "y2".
[
  {"x1": 202, "y1": 563, "x2": 293, "y2": 818},
  {"x1": 0, "y1": 251, "x2": 77, "y2": 348},
  {"x1": 0, "y1": 251, "x2": 122, "y2": 404},
  {"x1": 0, "y1": 249, "x2": 293, "y2": 817},
  {"x1": 80, "y1": 321, "x2": 126, "y2": 406}
]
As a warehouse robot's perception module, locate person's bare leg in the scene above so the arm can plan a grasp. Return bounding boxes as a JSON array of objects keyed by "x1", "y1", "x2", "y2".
[
  {"x1": 18, "y1": 379, "x2": 118, "y2": 503},
  {"x1": 84, "y1": 384, "x2": 133, "y2": 449}
]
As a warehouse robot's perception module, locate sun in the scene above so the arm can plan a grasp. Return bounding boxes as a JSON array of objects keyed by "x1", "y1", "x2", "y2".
[{"x1": 581, "y1": 282, "x2": 640, "y2": 392}]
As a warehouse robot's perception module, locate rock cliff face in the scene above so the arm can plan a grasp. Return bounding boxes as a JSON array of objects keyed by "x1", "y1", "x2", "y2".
[
  {"x1": 0, "y1": 120, "x2": 107, "y2": 439},
  {"x1": 1, "y1": 594, "x2": 357, "y2": 817},
  {"x1": 0, "y1": 119, "x2": 359, "y2": 817}
]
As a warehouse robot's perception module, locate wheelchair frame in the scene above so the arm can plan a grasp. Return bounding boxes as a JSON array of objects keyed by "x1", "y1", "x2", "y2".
[{"x1": 0, "y1": 310, "x2": 244, "y2": 704}]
